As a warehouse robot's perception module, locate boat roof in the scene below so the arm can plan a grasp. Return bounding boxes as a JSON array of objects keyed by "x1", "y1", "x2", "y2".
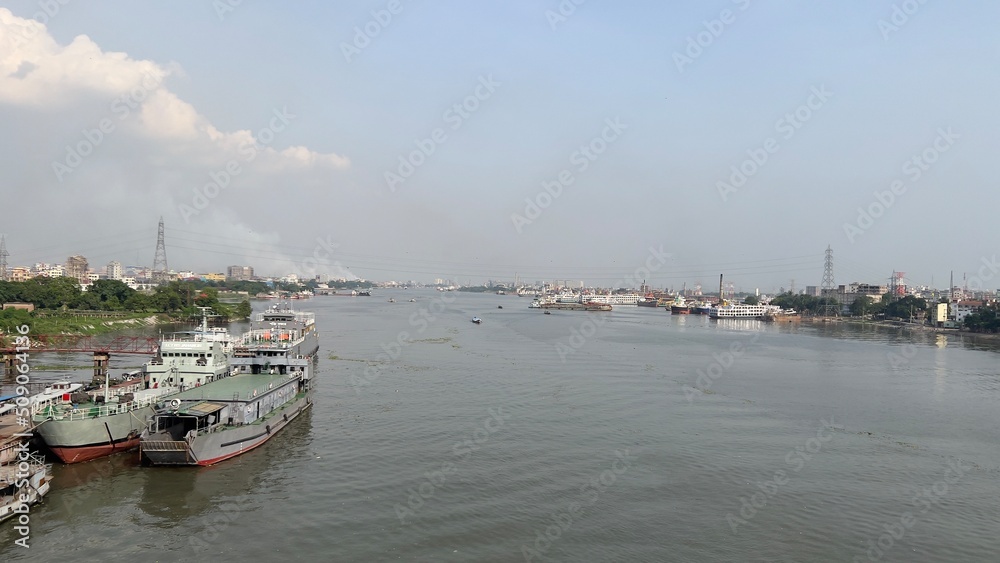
[
  {"x1": 171, "y1": 372, "x2": 293, "y2": 402},
  {"x1": 179, "y1": 401, "x2": 228, "y2": 416},
  {"x1": 0, "y1": 394, "x2": 19, "y2": 402}
]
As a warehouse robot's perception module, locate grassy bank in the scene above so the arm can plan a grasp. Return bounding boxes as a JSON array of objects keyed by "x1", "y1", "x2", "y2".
[{"x1": 0, "y1": 311, "x2": 170, "y2": 346}]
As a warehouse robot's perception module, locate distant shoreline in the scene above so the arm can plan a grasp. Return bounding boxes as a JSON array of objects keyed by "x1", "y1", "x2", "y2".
[{"x1": 811, "y1": 317, "x2": 1000, "y2": 344}]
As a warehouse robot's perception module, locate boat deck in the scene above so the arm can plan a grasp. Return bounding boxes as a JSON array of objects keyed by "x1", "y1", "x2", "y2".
[
  {"x1": 0, "y1": 412, "x2": 35, "y2": 442},
  {"x1": 170, "y1": 372, "x2": 295, "y2": 402}
]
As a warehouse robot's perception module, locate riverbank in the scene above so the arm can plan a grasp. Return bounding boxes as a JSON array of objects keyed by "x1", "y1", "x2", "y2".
[
  {"x1": 830, "y1": 317, "x2": 1000, "y2": 348},
  {"x1": 0, "y1": 312, "x2": 169, "y2": 347}
]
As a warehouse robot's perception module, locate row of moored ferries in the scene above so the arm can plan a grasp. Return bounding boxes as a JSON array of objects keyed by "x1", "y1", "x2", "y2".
[
  {"x1": 527, "y1": 291, "x2": 796, "y2": 319},
  {"x1": 27, "y1": 304, "x2": 318, "y2": 467}
]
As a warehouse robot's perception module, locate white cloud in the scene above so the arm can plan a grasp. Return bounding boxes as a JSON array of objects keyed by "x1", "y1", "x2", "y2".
[{"x1": 0, "y1": 8, "x2": 353, "y2": 275}]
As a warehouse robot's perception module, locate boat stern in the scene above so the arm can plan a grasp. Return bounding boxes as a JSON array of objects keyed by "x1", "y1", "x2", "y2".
[{"x1": 139, "y1": 438, "x2": 198, "y2": 466}]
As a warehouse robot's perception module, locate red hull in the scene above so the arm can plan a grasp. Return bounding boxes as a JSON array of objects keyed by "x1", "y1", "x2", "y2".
[{"x1": 49, "y1": 436, "x2": 142, "y2": 464}]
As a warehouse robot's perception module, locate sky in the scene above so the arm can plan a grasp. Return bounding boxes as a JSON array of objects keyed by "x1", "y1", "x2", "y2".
[{"x1": 0, "y1": 1, "x2": 997, "y2": 292}]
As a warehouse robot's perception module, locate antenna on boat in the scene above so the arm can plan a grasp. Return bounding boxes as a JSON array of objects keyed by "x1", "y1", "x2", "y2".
[{"x1": 195, "y1": 306, "x2": 216, "y2": 332}]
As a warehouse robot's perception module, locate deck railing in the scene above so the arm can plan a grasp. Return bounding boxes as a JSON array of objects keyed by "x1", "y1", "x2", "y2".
[{"x1": 33, "y1": 394, "x2": 161, "y2": 421}]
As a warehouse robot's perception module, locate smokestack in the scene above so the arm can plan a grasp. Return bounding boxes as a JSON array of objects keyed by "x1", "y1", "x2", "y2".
[{"x1": 719, "y1": 274, "x2": 724, "y2": 302}]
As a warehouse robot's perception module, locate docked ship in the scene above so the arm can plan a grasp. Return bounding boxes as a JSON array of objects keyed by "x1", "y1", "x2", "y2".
[
  {"x1": 579, "y1": 293, "x2": 642, "y2": 306},
  {"x1": 33, "y1": 311, "x2": 237, "y2": 464},
  {"x1": 709, "y1": 303, "x2": 781, "y2": 319},
  {"x1": 139, "y1": 304, "x2": 318, "y2": 466},
  {"x1": 762, "y1": 309, "x2": 801, "y2": 323},
  {"x1": 0, "y1": 413, "x2": 52, "y2": 524},
  {"x1": 540, "y1": 301, "x2": 612, "y2": 311},
  {"x1": 637, "y1": 293, "x2": 659, "y2": 307}
]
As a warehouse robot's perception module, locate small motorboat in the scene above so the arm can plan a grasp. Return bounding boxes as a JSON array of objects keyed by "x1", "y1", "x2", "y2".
[
  {"x1": 409, "y1": 298, "x2": 416, "y2": 302},
  {"x1": 388, "y1": 298, "x2": 395, "y2": 303},
  {"x1": 497, "y1": 305, "x2": 503, "y2": 309},
  {"x1": 471, "y1": 317, "x2": 482, "y2": 324},
  {"x1": 543, "y1": 311, "x2": 551, "y2": 315}
]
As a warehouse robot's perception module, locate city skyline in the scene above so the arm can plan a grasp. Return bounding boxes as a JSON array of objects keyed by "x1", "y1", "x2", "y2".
[
  {"x1": 1, "y1": 228, "x2": 994, "y2": 295},
  {"x1": 1, "y1": 4, "x2": 997, "y2": 292}
]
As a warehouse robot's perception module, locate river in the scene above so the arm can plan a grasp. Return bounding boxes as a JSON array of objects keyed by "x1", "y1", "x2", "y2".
[{"x1": 2, "y1": 290, "x2": 998, "y2": 561}]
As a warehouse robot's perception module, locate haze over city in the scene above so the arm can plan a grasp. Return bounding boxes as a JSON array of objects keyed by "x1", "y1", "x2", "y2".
[{"x1": 1, "y1": 2, "x2": 996, "y2": 291}]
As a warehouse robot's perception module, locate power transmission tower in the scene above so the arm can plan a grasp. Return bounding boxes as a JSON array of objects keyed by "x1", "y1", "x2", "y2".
[
  {"x1": 821, "y1": 245, "x2": 837, "y2": 316},
  {"x1": 152, "y1": 217, "x2": 168, "y2": 282},
  {"x1": 0, "y1": 235, "x2": 8, "y2": 281}
]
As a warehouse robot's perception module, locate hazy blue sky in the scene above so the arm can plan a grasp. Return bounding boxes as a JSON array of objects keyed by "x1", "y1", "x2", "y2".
[{"x1": 1, "y1": 1, "x2": 997, "y2": 292}]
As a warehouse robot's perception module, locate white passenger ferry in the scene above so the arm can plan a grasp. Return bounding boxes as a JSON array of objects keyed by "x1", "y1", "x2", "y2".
[
  {"x1": 708, "y1": 303, "x2": 781, "y2": 319},
  {"x1": 579, "y1": 293, "x2": 643, "y2": 306}
]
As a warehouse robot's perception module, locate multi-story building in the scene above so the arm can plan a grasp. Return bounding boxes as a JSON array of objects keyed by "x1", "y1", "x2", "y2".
[
  {"x1": 952, "y1": 300, "x2": 983, "y2": 324},
  {"x1": 203, "y1": 273, "x2": 225, "y2": 282},
  {"x1": 106, "y1": 261, "x2": 123, "y2": 280},
  {"x1": 929, "y1": 302, "x2": 950, "y2": 327},
  {"x1": 65, "y1": 255, "x2": 88, "y2": 283},
  {"x1": 824, "y1": 282, "x2": 889, "y2": 311},
  {"x1": 226, "y1": 265, "x2": 254, "y2": 281},
  {"x1": 9, "y1": 267, "x2": 32, "y2": 282}
]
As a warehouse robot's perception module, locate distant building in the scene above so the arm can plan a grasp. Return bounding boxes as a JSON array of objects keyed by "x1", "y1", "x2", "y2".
[
  {"x1": 9, "y1": 267, "x2": 32, "y2": 282},
  {"x1": 65, "y1": 255, "x2": 88, "y2": 283},
  {"x1": 2, "y1": 303, "x2": 34, "y2": 312},
  {"x1": 805, "y1": 286, "x2": 821, "y2": 297},
  {"x1": 106, "y1": 261, "x2": 123, "y2": 280},
  {"x1": 952, "y1": 300, "x2": 983, "y2": 324},
  {"x1": 929, "y1": 302, "x2": 949, "y2": 327},
  {"x1": 203, "y1": 273, "x2": 225, "y2": 282},
  {"x1": 824, "y1": 282, "x2": 890, "y2": 312},
  {"x1": 227, "y1": 265, "x2": 254, "y2": 281},
  {"x1": 40, "y1": 264, "x2": 64, "y2": 278}
]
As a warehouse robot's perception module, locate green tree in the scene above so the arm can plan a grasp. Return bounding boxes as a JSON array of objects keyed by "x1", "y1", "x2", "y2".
[
  {"x1": 883, "y1": 295, "x2": 927, "y2": 320},
  {"x1": 850, "y1": 295, "x2": 873, "y2": 317},
  {"x1": 964, "y1": 304, "x2": 1000, "y2": 333},
  {"x1": 235, "y1": 300, "x2": 252, "y2": 319},
  {"x1": 88, "y1": 279, "x2": 136, "y2": 310}
]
